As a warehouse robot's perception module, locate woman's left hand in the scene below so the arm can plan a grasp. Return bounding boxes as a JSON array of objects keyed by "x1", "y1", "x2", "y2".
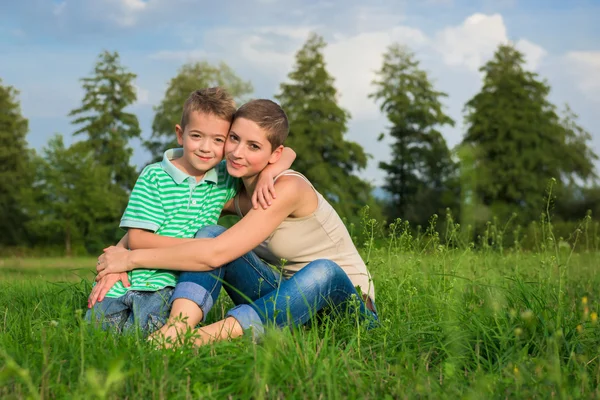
[{"x1": 96, "y1": 246, "x2": 133, "y2": 281}]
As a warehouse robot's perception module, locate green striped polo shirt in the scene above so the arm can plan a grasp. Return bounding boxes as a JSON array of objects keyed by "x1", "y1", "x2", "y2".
[{"x1": 104, "y1": 149, "x2": 239, "y2": 298}]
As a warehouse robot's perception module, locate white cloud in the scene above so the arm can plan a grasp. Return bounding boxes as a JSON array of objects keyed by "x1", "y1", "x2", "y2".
[
  {"x1": 434, "y1": 13, "x2": 546, "y2": 72},
  {"x1": 325, "y1": 26, "x2": 429, "y2": 120},
  {"x1": 107, "y1": 0, "x2": 148, "y2": 27},
  {"x1": 11, "y1": 28, "x2": 26, "y2": 38},
  {"x1": 256, "y1": 26, "x2": 316, "y2": 40},
  {"x1": 53, "y1": 1, "x2": 66, "y2": 16},
  {"x1": 514, "y1": 39, "x2": 547, "y2": 71},
  {"x1": 565, "y1": 51, "x2": 600, "y2": 103},
  {"x1": 133, "y1": 84, "x2": 150, "y2": 106},
  {"x1": 48, "y1": 0, "x2": 150, "y2": 28},
  {"x1": 435, "y1": 13, "x2": 507, "y2": 71},
  {"x1": 149, "y1": 49, "x2": 209, "y2": 61}
]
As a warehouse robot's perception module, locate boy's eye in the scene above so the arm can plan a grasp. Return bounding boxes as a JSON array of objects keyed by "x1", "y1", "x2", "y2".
[{"x1": 215, "y1": 138, "x2": 225, "y2": 143}]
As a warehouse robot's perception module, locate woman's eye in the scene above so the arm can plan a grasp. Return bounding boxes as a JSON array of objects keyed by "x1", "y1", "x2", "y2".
[{"x1": 250, "y1": 144, "x2": 260, "y2": 150}]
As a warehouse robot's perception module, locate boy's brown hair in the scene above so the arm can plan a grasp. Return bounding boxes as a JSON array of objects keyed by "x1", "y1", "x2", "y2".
[
  {"x1": 232, "y1": 99, "x2": 289, "y2": 151},
  {"x1": 180, "y1": 87, "x2": 236, "y2": 130}
]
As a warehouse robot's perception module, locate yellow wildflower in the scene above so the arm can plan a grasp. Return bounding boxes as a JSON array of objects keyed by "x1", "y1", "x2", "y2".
[
  {"x1": 591, "y1": 312, "x2": 598, "y2": 324},
  {"x1": 576, "y1": 324, "x2": 583, "y2": 333},
  {"x1": 582, "y1": 296, "x2": 588, "y2": 305},
  {"x1": 514, "y1": 327, "x2": 523, "y2": 337}
]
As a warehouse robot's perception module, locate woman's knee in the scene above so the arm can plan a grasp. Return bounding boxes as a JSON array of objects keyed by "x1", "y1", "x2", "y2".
[
  {"x1": 305, "y1": 259, "x2": 345, "y2": 282},
  {"x1": 195, "y1": 225, "x2": 227, "y2": 239}
]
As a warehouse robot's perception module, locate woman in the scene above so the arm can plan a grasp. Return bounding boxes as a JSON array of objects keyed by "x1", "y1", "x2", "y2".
[{"x1": 96, "y1": 99, "x2": 377, "y2": 345}]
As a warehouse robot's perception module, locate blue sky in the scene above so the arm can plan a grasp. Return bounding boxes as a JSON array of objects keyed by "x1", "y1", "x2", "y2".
[{"x1": 1, "y1": 0, "x2": 599, "y2": 185}]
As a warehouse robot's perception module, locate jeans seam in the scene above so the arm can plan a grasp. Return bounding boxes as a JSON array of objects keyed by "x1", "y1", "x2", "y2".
[
  {"x1": 204, "y1": 272, "x2": 222, "y2": 303},
  {"x1": 240, "y1": 254, "x2": 279, "y2": 290}
]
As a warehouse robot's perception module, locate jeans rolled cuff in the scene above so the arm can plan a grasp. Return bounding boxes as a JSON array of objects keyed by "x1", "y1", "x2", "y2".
[
  {"x1": 170, "y1": 282, "x2": 214, "y2": 322},
  {"x1": 226, "y1": 304, "x2": 264, "y2": 339}
]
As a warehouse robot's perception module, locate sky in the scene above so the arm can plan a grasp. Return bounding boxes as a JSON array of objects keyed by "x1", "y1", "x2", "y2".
[{"x1": 1, "y1": 0, "x2": 599, "y2": 186}]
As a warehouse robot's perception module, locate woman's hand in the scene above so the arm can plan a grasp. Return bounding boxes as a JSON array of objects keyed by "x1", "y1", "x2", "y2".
[
  {"x1": 96, "y1": 246, "x2": 133, "y2": 280},
  {"x1": 88, "y1": 272, "x2": 130, "y2": 308},
  {"x1": 252, "y1": 170, "x2": 277, "y2": 210}
]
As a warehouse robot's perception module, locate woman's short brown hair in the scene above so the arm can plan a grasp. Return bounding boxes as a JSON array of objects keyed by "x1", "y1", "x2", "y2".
[{"x1": 233, "y1": 99, "x2": 289, "y2": 150}]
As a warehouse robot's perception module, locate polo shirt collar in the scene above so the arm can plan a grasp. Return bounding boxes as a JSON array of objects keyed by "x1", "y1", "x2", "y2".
[{"x1": 161, "y1": 148, "x2": 219, "y2": 185}]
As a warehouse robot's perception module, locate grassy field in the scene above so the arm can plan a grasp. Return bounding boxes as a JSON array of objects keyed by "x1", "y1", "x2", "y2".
[{"x1": 1, "y1": 233, "x2": 599, "y2": 399}]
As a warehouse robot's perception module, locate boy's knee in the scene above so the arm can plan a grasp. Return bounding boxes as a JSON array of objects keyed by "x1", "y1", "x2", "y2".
[{"x1": 195, "y1": 225, "x2": 227, "y2": 239}]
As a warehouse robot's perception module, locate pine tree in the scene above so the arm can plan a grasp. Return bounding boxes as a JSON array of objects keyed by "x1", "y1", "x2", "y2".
[
  {"x1": 462, "y1": 44, "x2": 597, "y2": 222},
  {"x1": 146, "y1": 61, "x2": 253, "y2": 161},
  {"x1": 69, "y1": 51, "x2": 141, "y2": 191},
  {"x1": 0, "y1": 79, "x2": 31, "y2": 245},
  {"x1": 370, "y1": 44, "x2": 456, "y2": 225},
  {"x1": 276, "y1": 33, "x2": 375, "y2": 220}
]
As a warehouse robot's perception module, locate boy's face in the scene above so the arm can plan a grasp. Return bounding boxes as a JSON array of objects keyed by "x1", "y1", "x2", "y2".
[
  {"x1": 174, "y1": 111, "x2": 230, "y2": 176},
  {"x1": 225, "y1": 117, "x2": 282, "y2": 178}
]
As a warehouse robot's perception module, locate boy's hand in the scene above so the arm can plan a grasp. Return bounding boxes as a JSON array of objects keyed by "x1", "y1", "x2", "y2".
[
  {"x1": 88, "y1": 272, "x2": 130, "y2": 308},
  {"x1": 253, "y1": 170, "x2": 277, "y2": 210}
]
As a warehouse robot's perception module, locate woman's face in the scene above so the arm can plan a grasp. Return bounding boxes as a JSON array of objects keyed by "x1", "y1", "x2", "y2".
[{"x1": 225, "y1": 117, "x2": 280, "y2": 178}]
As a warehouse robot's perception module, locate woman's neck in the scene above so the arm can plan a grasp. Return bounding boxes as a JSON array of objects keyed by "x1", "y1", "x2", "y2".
[{"x1": 242, "y1": 175, "x2": 259, "y2": 197}]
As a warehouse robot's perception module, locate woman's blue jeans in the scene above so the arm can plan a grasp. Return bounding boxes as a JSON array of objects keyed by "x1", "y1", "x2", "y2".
[{"x1": 170, "y1": 225, "x2": 378, "y2": 336}]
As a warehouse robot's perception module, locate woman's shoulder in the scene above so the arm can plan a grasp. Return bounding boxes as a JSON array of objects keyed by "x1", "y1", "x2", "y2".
[{"x1": 274, "y1": 170, "x2": 314, "y2": 191}]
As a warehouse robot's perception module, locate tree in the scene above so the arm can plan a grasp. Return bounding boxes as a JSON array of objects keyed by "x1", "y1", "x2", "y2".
[
  {"x1": 370, "y1": 44, "x2": 456, "y2": 225},
  {"x1": 146, "y1": 61, "x2": 253, "y2": 161},
  {"x1": 0, "y1": 79, "x2": 32, "y2": 246},
  {"x1": 462, "y1": 44, "x2": 597, "y2": 223},
  {"x1": 276, "y1": 33, "x2": 376, "y2": 220},
  {"x1": 25, "y1": 136, "x2": 122, "y2": 256},
  {"x1": 69, "y1": 50, "x2": 141, "y2": 191}
]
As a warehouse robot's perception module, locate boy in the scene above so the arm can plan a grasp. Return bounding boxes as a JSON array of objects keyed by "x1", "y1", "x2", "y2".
[{"x1": 85, "y1": 88, "x2": 295, "y2": 334}]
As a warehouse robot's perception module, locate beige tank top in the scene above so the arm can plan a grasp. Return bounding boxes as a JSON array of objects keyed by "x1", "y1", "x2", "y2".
[{"x1": 234, "y1": 170, "x2": 375, "y2": 300}]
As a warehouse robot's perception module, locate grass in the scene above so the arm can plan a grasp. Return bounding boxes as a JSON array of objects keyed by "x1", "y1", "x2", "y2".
[{"x1": 1, "y1": 220, "x2": 600, "y2": 398}]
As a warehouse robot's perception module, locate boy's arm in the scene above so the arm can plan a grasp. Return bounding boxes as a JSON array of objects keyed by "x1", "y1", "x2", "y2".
[
  {"x1": 115, "y1": 232, "x2": 129, "y2": 249},
  {"x1": 128, "y1": 228, "x2": 197, "y2": 250},
  {"x1": 251, "y1": 146, "x2": 296, "y2": 209}
]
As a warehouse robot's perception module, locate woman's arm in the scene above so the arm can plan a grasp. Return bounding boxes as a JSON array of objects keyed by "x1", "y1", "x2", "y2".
[{"x1": 97, "y1": 178, "x2": 305, "y2": 278}]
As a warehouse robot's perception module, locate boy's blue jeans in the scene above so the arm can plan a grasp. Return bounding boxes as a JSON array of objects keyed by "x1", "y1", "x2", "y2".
[
  {"x1": 171, "y1": 225, "x2": 378, "y2": 336},
  {"x1": 85, "y1": 287, "x2": 173, "y2": 334}
]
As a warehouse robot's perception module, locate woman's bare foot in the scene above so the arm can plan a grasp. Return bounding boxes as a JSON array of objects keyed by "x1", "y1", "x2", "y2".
[
  {"x1": 149, "y1": 317, "x2": 244, "y2": 349},
  {"x1": 191, "y1": 317, "x2": 244, "y2": 347},
  {"x1": 149, "y1": 318, "x2": 193, "y2": 348}
]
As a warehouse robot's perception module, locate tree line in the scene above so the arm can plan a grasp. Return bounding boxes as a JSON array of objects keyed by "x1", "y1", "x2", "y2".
[{"x1": 1, "y1": 33, "x2": 598, "y2": 256}]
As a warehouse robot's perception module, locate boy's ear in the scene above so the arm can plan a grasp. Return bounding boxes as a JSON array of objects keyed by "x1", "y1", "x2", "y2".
[
  {"x1": 175, "y1": 124, "x2": 184, "y2": 146},
  {"x1": 268, "y1": 145, "x2": 284, "y2": 164}
]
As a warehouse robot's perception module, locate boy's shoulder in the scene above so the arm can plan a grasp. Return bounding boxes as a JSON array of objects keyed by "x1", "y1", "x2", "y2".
[
  {"x1": 215, "y1": 160, "x2": 239, "y2": 188},
  {"x1": 139, "y1": 161, "x2": 168, "y2": 180}
]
